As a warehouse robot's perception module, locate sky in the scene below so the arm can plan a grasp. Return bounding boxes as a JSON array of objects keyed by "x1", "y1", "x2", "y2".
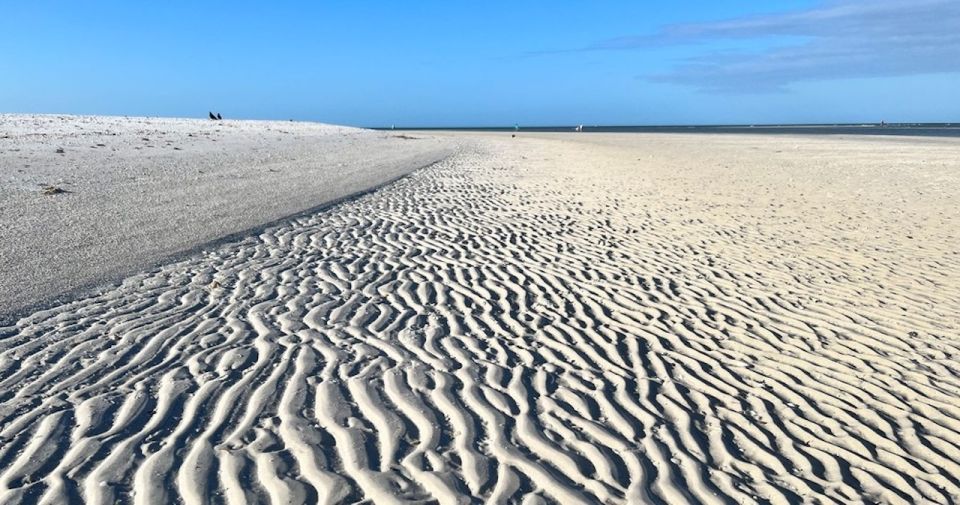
[{"x1": 2, "y1": 0, "x2": 958, "y2": 126}]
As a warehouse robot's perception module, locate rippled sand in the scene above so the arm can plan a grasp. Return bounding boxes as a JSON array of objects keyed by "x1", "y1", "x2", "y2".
[{"x1": 1, "y1": 132, "x2": 958, "y2": 504}]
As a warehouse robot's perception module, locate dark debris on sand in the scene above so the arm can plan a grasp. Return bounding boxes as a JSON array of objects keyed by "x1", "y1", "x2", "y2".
[{"x1": 40, "y1": 185, "x2": 70, "y2": 196}]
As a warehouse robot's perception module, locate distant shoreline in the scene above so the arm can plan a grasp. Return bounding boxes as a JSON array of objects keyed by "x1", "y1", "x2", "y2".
[{"x1": 377, "y1": 123, "x2": 960, "y2": 137}]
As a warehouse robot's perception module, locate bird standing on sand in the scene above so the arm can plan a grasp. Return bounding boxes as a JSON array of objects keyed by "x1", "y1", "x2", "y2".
[
  {"x1": 216, "y1": 113, "x2": 222, "y2": 120},
  {"x1": 208, "y1": 112, "x2": 217, "y2": 120}
]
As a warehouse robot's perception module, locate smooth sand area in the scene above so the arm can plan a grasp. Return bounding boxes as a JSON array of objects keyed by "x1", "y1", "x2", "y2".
[
  {"x1": 0, "y1": 115, "x2": 453, "y2": 321},
  {"x1": 1, "y1": 131, "x2": 958, "y2": 503}
]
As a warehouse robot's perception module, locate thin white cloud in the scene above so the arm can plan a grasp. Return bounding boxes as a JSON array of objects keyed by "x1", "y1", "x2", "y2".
[{"x1": 591, "y1": 0, "x2": 960, "y2": 92}]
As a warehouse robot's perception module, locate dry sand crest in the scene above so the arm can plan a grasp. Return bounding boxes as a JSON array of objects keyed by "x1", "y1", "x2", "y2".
[{"x1": 1, "y1": 121, "x2": 959, "y2": 504}]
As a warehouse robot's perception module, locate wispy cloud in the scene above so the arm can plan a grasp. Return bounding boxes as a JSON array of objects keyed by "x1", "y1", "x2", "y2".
[{"x1": 591, "y1": 0, "x2": 960, "y2": 92}]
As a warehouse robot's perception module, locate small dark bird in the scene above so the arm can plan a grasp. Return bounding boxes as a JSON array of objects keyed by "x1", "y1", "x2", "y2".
[
  {"x1": 208, "y1": 112, "x2": 217, "y2": 120},
  {"x1": 216, "y1": 113, "x2": 222, "y2": 120}
]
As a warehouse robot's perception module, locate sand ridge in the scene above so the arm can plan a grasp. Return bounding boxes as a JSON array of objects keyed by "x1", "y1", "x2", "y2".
[
  {"x1": 0, "y1": 133, "x2": 958, "y2": 503},
  {"x1": 0, "y1": 114, "x2": 454, "y2": 321}
]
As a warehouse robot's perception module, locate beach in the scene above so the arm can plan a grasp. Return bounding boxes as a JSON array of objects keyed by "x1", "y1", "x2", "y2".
[
  {"x1": 1, "y1": 118, "x2": 959, "y2": 503},
  {"x1": 0, "y1": 115, "x2": 452, "y2": 321}
]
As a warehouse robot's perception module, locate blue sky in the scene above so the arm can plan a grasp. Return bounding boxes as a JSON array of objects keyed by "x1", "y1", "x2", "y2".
[{"x1": 2, "y1": 1, "x2": 958, "y2": 126}]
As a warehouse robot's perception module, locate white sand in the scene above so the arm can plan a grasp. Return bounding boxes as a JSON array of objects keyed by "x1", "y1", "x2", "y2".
[
  {"x1": 0, "y1": 114, "x2": 453, "y2": 321},
  {"x1": 1, "y1": 130, "x2": 959, "y2": 503}
]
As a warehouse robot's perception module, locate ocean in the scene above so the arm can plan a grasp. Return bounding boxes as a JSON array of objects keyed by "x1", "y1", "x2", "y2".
[{"x1": 379, "y1": 123, "x2": 960, "y2": 137}]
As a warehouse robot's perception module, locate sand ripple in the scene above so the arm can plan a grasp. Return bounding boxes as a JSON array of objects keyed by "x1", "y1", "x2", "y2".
[{"x1": 1, "y1": 137, "x2": 959, "y2": 504}]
